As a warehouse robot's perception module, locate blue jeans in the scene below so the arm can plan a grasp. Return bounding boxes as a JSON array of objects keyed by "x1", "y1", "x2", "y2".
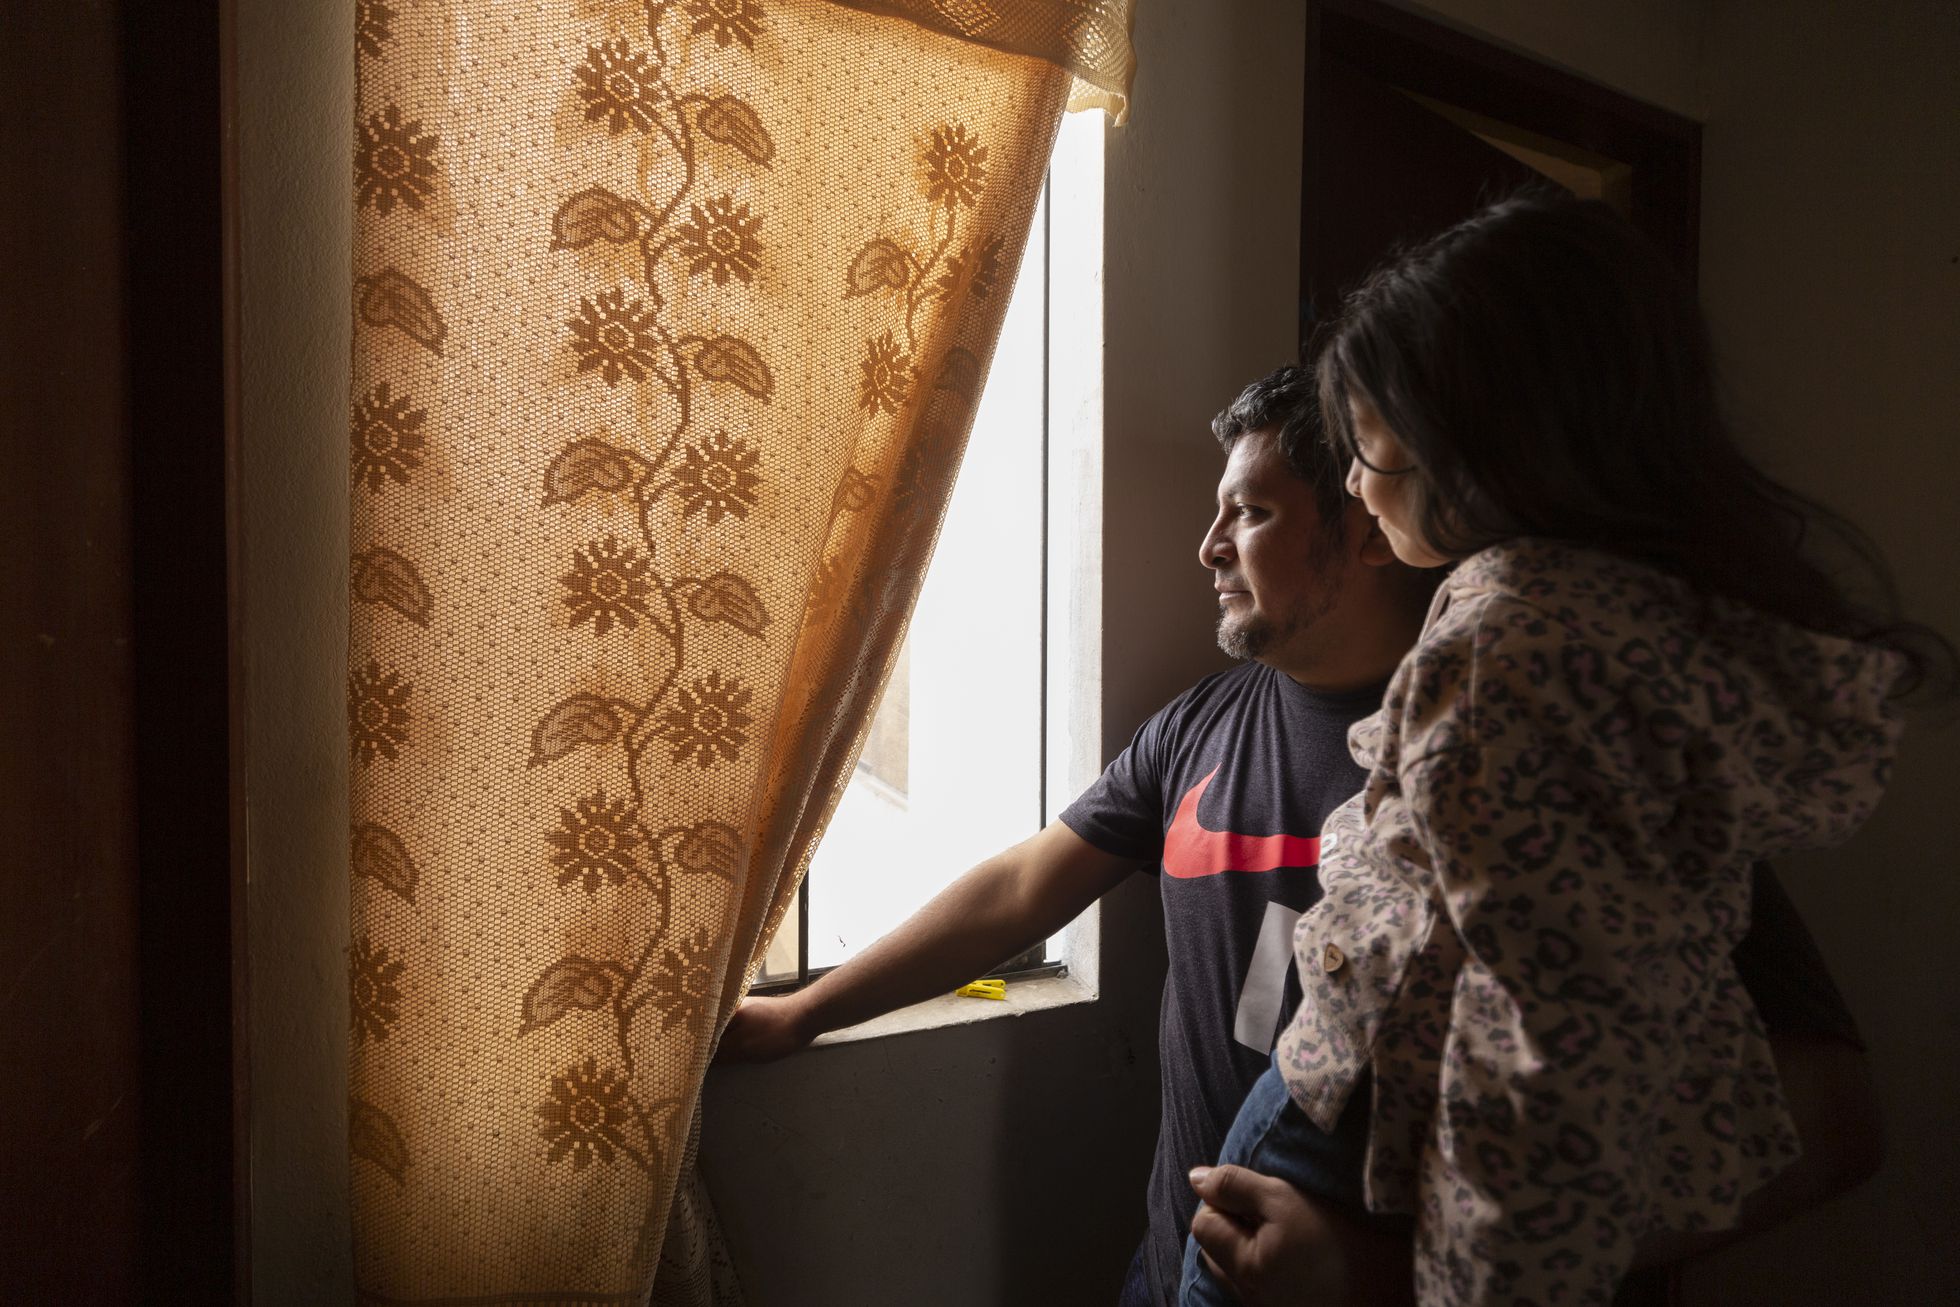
[{"x1": 1177, "y1": 1056, "x2": 1406, "y2": 1306}]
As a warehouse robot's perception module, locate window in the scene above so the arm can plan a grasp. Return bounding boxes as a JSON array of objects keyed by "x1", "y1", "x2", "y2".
[{"x1": 756, "y1": 111, "x2": 1103, "y2": 990}]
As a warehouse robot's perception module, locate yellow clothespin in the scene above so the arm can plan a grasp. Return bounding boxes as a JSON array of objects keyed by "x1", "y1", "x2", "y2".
[{"x1": 955, "y1": 977, "x2": 1006, "y2": 1000}]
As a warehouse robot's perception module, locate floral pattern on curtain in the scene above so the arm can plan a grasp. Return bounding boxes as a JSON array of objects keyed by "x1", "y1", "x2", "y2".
[{"x1": 346, "y1": 1, "x2": 1133, "y2": 1302}]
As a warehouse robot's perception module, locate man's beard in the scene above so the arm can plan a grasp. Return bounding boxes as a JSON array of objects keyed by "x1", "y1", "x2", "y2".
[
  {"x1": 1213, "y1": 555, "x2": 1344, "y2": 664},
  {"x1": 1215, "y1": 608, "x2": 1281, "y2": 661}
]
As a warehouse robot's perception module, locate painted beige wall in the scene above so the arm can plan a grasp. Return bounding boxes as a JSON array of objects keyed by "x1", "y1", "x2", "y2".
[
  {"x1": 234, "y1": 0, "x2": 356, "y2": 1299},
  {"x1": 1684, "y1": 0, "x2": 1960, "y2": 1300},
  {"x1": 237, "y1": 0, "x2": 1956, "y2": 1301}
]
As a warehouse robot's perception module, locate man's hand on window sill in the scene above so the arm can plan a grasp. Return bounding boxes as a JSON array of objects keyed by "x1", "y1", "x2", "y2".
[{"x1": 716, "y1": 995, "x2": 816, "y2": 1064}]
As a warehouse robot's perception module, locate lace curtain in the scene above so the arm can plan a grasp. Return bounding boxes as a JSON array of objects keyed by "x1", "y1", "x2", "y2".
[{"x1": 345, "y1": 1, "x2": 1133, "y2": 1301}]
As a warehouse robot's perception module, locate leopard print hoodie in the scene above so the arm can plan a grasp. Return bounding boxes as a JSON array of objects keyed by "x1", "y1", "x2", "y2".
[{"x1": 1275, "y1": 538, "x2": 1905, "y2": 1307}]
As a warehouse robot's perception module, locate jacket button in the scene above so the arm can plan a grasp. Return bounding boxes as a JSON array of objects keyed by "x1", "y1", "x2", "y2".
[{"x1": 1322, "y1": 942, "x2": 1346, "y2": 974}]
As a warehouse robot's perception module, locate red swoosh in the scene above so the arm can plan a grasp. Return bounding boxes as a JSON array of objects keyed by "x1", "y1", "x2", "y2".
[{"x1": 1162, "y1": 767, "x2": 1320, "y2": 879}]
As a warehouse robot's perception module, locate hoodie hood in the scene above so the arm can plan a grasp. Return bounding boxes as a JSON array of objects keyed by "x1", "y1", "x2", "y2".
[{"x1": 1385, "y1": 538, "x2": 1906, "y2": 864}]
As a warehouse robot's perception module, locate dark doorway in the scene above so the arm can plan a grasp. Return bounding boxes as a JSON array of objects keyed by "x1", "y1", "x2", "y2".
[{"x1": 1301, "y1": 0, "x2": 1702, "y2": 353}]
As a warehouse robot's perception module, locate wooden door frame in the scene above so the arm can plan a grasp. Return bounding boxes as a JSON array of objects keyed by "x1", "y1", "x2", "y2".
[
  {"x1": 1303, "y1": 0, "x2": 1704, "y2": 326},
  {"x1": 123, "y1": 0, "x2": 245, "y2": 1299}
]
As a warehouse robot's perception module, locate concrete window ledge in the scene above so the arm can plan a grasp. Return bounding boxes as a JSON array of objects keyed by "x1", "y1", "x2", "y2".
[{"x1": 806, "y1": 970, "x2": 1098, "y2": 1048}]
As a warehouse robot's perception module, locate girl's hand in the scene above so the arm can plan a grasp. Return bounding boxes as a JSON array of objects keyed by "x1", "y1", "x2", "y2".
[{"x1": 1188, "y1": 1164, "x2": 1415, "y2": 1307}]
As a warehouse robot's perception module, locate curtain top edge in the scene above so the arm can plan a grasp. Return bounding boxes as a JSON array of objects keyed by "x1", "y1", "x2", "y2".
[{"x1": 814, "y1": 0, "x2": 1137, "y2": 122}]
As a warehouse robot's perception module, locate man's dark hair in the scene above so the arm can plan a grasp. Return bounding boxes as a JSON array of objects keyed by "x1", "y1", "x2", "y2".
[{"x1": 1211, "y1": 365, "x2": 1349, "y2": 543}]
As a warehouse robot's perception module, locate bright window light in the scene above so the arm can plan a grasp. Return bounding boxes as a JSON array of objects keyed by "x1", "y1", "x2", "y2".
[{"x1": 758, "y1": 111, "x2": 1103, "y2": 987}]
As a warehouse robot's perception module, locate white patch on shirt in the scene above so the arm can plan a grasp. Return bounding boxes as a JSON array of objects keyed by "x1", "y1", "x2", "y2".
[{"x1": 1234, "y1": 899, "x2": 1304, "y2": 1052}]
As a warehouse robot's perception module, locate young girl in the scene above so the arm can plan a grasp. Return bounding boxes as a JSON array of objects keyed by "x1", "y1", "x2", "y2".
[{"x1": 1179, "y1": 191, "x2": 1946, "y2": 1306}]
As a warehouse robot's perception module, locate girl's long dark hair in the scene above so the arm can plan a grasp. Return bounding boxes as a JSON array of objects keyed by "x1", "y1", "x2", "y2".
[{"x1": 1317, "y1": 189, "x2": 1952, "y2": 700}]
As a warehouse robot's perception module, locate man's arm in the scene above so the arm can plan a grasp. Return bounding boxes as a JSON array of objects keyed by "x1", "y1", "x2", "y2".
[
  {"x1": 1187, "y1": 1164, "x2": 1417, "y2": 1307},
  {"x1": 715, "y1": 819, "x2": 1138, "y2": 1061},
  {"x1": 1628, "y1": 862, "x2": 1884, "y2": 1267},
  {"x1": 1191, "y1": 861, "x2": 1883, "y2": 1302},
  {"x1": 1187, "y1": 1029, "x2": 1879, "y2": 1304},
  {"x1": 1627, "y1": 1033, "x2": 1880, "y2": 1269}
]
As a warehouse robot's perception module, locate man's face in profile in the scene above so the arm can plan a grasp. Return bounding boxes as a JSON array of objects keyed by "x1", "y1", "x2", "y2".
[{"x1": 1198, "y1": 429, "x2": 1348, "y2": 671}]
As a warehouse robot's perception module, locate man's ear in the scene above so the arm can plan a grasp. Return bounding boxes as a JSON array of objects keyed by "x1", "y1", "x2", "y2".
[{"x1": 1343, "y1": 500, "x2": 1398, "y2": 567}]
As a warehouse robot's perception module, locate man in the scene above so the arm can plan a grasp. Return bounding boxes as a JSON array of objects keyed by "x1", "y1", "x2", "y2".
[{"x1": 719, "y1": 367, "x2": 1879, "y2": 1305}]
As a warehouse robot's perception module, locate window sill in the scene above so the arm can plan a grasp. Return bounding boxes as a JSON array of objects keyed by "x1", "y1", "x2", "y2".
[{"x1": 806, "y1": 968, "x2": 1096, "y2": 1049}]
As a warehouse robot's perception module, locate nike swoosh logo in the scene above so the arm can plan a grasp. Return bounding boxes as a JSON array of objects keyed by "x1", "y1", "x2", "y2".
[{"x1": 1161, "y1": 767, "x2": 1321, "y2": 879}]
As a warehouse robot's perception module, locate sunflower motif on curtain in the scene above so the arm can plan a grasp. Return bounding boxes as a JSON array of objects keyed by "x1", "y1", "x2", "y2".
[{"x1": 345, "y1": 2, "x2": 1132, "y2": 1303}]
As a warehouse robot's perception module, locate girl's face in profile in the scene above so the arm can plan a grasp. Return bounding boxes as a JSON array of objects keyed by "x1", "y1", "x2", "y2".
[{"x1": 1345, "y1": 395, "x2": 1453, "y2": 568}]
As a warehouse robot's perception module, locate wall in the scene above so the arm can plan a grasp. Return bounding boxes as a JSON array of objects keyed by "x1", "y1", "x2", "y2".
[
  {"x1": 1685, "y1": 0, "x2": 1960, "y2": 1300},
  {"x1": 701, "y1": 1, "x2": 1310, "y2": 1299},
  {"x1": 233, "y1": 0, "x2": 1318, "y2": 1298},
  {"x1": 236, "y1": 0, "x2": 1957, "y2": 1302},
  {"x1": 1404, "y1": 0, "x2": 1708, "y2": 117},
  {"x1": 709, "y1": 0, "x2": 1960, "y2": 1300},
  {"x1": 1385, "y1": 2, "x2": 1960, "y2": 1300},
  {"x1": 234, "y1": 0, "x2": 357, "y2": 1299}
]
